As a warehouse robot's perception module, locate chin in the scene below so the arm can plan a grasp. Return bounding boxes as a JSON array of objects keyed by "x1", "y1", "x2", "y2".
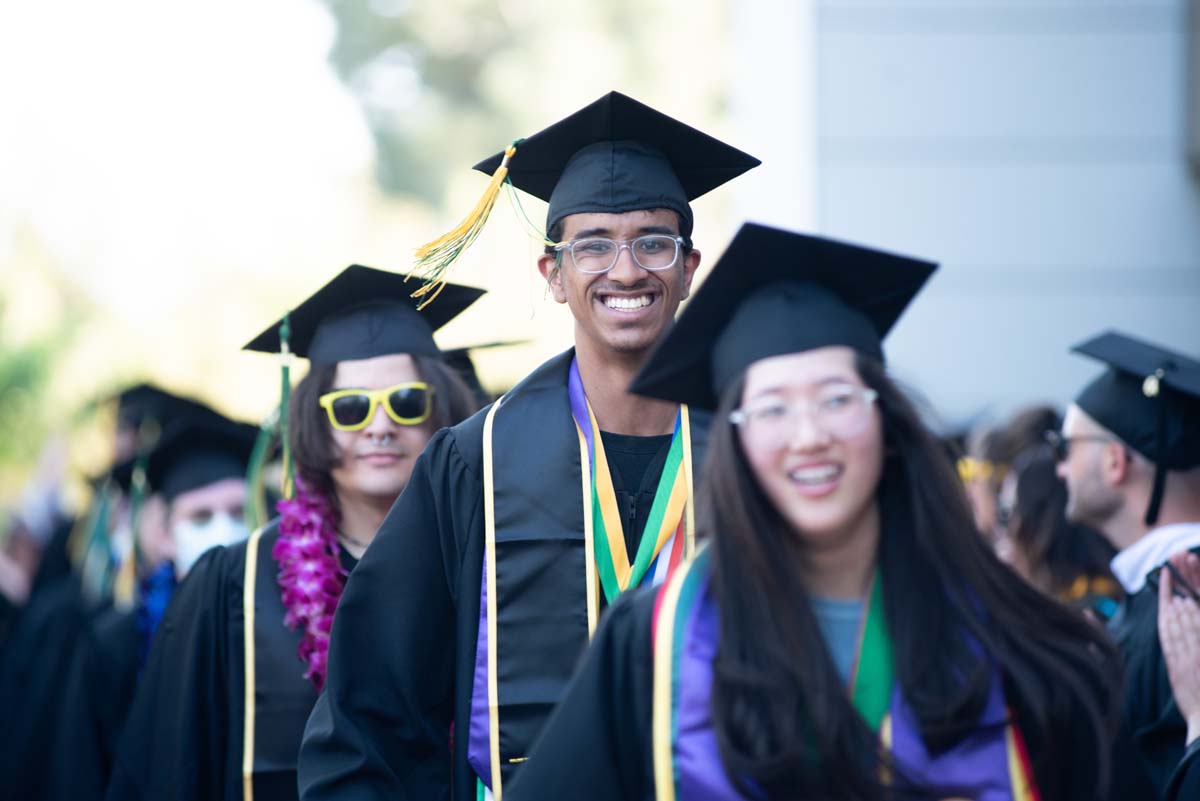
[{"x1": 347, "y1": 468, "x2": 412, "y2": 504}]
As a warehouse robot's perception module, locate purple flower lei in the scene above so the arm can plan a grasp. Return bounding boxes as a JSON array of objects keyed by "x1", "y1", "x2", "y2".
[{"x1": 273, "y1": 478, "x2": 347, "y2": 690}]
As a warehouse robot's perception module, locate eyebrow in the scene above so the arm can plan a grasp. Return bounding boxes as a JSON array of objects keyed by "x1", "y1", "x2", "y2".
[{"x1": 570, "y1": 224, "x2": 679, "y2": 239}]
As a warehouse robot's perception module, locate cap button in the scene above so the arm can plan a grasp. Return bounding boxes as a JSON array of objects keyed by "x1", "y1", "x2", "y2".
[{"x1": 1143, "y1": 367, "x2": 1165, "y2": 398}]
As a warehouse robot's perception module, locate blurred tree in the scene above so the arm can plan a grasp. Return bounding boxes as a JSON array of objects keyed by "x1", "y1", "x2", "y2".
[
  {"x1": 0, "y1": 301, "x2": 57, "y2": 483},
  {"x1": 317, "y1": 0, "x2": 520, "y2": 201}
]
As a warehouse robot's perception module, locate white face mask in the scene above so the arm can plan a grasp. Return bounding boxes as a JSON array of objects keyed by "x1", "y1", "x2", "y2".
[{"x1": 172, "y1": 512, "x2": 249, "y2": 578}]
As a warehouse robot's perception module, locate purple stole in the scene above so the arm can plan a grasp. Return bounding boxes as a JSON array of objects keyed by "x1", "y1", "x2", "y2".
[{"x1": 651, "y1": 551, "x2": 1042, "y2": 800}]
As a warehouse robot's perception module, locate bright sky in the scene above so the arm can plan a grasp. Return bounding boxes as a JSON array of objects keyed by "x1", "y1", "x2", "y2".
[{"x1": 0, "y1": 0, "x2": 373, "y2": 321}]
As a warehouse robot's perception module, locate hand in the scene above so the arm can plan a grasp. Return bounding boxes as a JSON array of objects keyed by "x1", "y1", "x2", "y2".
[{"x1": 1158, "y1": 552, "x2": 1200, "y2": 746}]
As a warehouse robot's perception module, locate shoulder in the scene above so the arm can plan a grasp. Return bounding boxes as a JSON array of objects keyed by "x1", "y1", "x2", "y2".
[{"x1": 437, "y1": 404, "x2": 492, "y2": 477}]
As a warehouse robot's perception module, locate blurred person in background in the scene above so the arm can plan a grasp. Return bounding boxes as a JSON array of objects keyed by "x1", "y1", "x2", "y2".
[
  {"x1": 107, "y1": 266, "x2": 483, "y2": 801},
  {"x1": 0, "y1": 384, "x2": 230, "y2": 797},
  {"x1": 1157, "y1": 551, "x2": 1200, "y2": 801},
  {"x1": 994, "y1": 446, "x2": 1122, "y2": 620},
  {"x1": 44, "y1": 413, "x2": 258, "y2": 801},
  {"x1": 959, "y1": 404, "x2": 1061, "y2": 545},
  {"x1": 1055, "y1": 331, "x2": 1200, "y2": 795}
]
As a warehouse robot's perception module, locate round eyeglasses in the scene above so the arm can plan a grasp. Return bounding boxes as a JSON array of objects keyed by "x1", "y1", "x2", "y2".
[
  {"x1": 552, "y1": 234, "x2": 685, "y2": 275},
  {"x1": 730, "y1": 384, "x2": 879, "y2": 444}
]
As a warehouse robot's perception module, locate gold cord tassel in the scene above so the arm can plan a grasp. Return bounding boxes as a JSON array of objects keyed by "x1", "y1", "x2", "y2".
[{"x1": 407, "y1": 142, "x2": 519, "y2": 309}]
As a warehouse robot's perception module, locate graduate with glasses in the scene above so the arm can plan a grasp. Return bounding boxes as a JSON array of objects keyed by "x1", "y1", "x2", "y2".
[
  {"x1": 105, "y1": 266, "x2": 483, "y2": 801},
  {"x1": 505, "y1": 223, "x2": 1124, "y2": 801},
  {"x1": 299, "y1": 93, "x2": 758, "y2": 801}
]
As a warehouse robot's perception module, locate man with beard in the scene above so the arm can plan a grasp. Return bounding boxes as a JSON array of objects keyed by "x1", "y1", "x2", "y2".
[{"x1": 1053, "y1": 330, "x2": 1200, "y2": 795}]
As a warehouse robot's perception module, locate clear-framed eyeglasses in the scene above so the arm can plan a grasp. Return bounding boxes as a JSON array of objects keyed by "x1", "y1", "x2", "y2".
[
  {"x1": 552, "y1": 234, "x2": 685, "y2": 275},
  {"x1": 729, "y1": 383, "x2": 879, "y2": 443}
]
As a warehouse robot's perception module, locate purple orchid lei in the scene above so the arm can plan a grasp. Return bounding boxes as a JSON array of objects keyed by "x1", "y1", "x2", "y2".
[{"x1": 273, "y1": 478, "x2": 347, "y2": 690}]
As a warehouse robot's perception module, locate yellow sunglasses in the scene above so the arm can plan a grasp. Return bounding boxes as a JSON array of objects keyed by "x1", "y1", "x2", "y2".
[{"x1": 318, "y1": 382, "x2": 434, "y2": 431}]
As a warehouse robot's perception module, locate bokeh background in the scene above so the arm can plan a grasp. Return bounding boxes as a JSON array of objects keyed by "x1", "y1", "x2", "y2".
[{"x1": 2, "y1": 0, "x2": 1198, "y2": 505}]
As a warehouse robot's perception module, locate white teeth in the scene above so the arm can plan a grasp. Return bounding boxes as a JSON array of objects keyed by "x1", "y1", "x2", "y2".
[
  {"x1": 604, "y1": 295, "x2": 652, "y2": 310},
  {"x1": 789, "y1": 465, "x2": 841, "y2": 484}
]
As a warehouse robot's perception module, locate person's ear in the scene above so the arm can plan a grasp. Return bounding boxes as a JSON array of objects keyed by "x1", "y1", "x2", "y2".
[{"x1": 537, "y1": 254, "x2": 568, "y2": 304}]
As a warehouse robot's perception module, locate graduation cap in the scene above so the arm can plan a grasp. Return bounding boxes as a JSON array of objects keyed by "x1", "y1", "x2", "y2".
[
  {"x1": 631, "y1": 222, "x2": 937, "y2": 410},
  {"x1": 1071, "y1": 330, "x2": 1200, "y2": 526},
  {"x1": 145, "y1": 417, "x2": 259, "y2": 503},
  {"x1": 243, "y1": 264, "x2": 485, "y2": 364},
  {"x1": 409, "y1": 91, "x2": 760, "y2": 307},
  {"x1": 243, "y1": 264, "x2": 485, "y2": 499}
]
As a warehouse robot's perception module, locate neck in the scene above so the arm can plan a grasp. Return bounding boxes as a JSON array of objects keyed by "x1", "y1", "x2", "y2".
[
  {"x1": 333, "y1": 489, "x2": 392, "y2": 557},
  {"x1": 574, "y1": 335, "x2": 678, "y2": 436},
  {"x1": 1109, "y1": 479, "x2": 1200, "y2": 553},
  {"x1": 797, "y1": 503, "x2": 880, "y2": 600}
]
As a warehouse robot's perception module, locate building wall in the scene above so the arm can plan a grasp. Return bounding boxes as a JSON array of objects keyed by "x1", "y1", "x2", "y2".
[{"x1": 733, "y1": 0, "x2": 1200, "y2": 426}]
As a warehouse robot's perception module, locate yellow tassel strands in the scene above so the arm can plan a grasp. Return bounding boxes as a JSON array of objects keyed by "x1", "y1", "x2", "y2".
[{"x1": 407, "y1": 141, "x2": 520, "y2": 309}]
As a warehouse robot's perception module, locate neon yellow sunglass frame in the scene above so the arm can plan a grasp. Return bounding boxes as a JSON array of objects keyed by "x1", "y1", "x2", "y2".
[{"x1": 317, "y1": 381, "x2": 433, "y2": 431}]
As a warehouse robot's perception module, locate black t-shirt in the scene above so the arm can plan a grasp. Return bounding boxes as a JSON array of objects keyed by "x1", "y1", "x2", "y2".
[{"x1": 598, "y1": 431, "x2": 673, "y2": 557}]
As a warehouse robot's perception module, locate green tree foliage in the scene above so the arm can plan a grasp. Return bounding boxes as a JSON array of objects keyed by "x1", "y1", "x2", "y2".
[
  {"x1": 0, "y1": 301, "x2": 56, "y2": 477},
  {"x1": 317, "y1": 0, "x2": 521, "y2": 201}
]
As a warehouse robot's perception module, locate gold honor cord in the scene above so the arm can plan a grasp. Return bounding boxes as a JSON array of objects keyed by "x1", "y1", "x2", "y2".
[
  {"x1": 680, "y1": 406, "x2": 695, "y2": 556},
  {"x1": 482, "y1": 399, "x2": 504, "y2": 800},
  {"x1": 577, "y1": 420, "x2": 599, "y2": 636},
  {"x1": 241, "y1": 527, "x2": 265, "y2": 801}
]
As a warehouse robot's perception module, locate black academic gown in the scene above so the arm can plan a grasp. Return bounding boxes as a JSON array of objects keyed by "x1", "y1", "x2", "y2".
[
  {"x1": 1108, "y1": 545, "x2": 1200, "y2": 797},
  {"x1": 0, "y1": 575, "x2": 92, "y2": 797},
  {"x1": 299, "y1": 350, "x2": 708, "y2": 801},
  {"x1": 1165, "y1": 740, "x2": 1200, "y2": 801},
  {"x1": 37, "y1": 602, "x2": 141, "y2": 801},
  {"x1": 506, "y1": 586, "x2": 1134, "y2": 801},
  {"x1": 106, "y1": 522, "x2": 357, "y2": 801}
]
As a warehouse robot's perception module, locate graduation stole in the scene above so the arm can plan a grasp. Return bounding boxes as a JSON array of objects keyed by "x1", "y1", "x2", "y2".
[
  {"x1": 471, "y1": 352, "x2": 701, "y2": 801},
  {"x1": 651, "y1": 551, "x2": 1043, "y2": 801},
  {"x1": 567, "y1": 358, "x2": 692, "y2": 603}
]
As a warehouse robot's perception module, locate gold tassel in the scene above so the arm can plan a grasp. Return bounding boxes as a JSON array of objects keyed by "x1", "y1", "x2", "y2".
[{"x1": 407, "y1": 142, "x2": 519, "y2": 309}]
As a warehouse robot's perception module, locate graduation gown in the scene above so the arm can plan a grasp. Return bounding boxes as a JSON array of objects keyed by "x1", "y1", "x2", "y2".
[
  {"x1": 1165, "y1": 739, "x2": 1200, "y2": 801},
  {"x1": 505, "y1": 582, "x2": 1130, "y2": 801},
  {"x1": 106, "y1": 522, "x2": 357, "y2": 801},
  {"x1": 299, "y1": 350, "x2": 708, "y2": 801},
  {"x1": 0, "y1": 575, "x2": 92, "y2": 797},
  {"x1": 36, "y1": 602, "x2": 141, "y2": 801},
  {"x1": 1108, "y1": 545, "x2": 1200, "y2": 796}
]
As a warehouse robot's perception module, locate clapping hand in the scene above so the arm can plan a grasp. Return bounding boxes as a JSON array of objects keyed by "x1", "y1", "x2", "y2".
[{"x1": 1158, "y1": 552, "x2": 1200, "y2": 747}]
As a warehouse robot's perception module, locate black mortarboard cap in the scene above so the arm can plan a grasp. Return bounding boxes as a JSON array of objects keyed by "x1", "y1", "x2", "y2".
[
  {"x1": 242, "y1": 265, "x2": 485, "y2": 364},
  {"x1": 111, "y1": 383, "x2": 227, "y2": 432},
  {"x1": 145, "y1": 416, "x2": 259, "y2": 503},
  {"x1": 473, "y1": 91, "x2": 761, "y2": 237},
  {"x1": 1071, "y1": 330, "x2": 1200, "y2": 525},
  {"x1": 631, "y1": 222, "x2": 937, "y2": 410}
]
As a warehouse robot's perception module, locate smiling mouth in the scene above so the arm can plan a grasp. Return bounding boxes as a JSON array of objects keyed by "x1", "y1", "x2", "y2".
[
  {"x1": 787, "y1": 464, "x2": 843, "y2": 490},
  {"x1": 597, "y1": 293, "x2": 656, "y2": 313}
]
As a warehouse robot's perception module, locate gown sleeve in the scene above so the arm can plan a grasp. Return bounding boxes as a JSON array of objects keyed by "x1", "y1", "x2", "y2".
[
  {"x1": 504, "y1": 587, "x2": 657, "y2": 801},
  {"x1": 298, "y1": 426, "x2": 483, "y2": 801},
  {"x1": 104, "y1": 545, "x2": 237, "y2": 801},
  {"x1": 1165, "y1": 739, "x2": 1200, "y2": 801}
]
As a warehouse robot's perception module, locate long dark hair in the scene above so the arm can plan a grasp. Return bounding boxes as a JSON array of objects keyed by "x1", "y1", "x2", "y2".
[
  {"x1": 288, "y1": 354, "x2": 478, "y2": 499},
  {"x1": 1010, "y1": 448, "x2": 1118, "y2": 599},
  {"x1": 705, "y1": 354, "x2": 1121, "y2": 801}
]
